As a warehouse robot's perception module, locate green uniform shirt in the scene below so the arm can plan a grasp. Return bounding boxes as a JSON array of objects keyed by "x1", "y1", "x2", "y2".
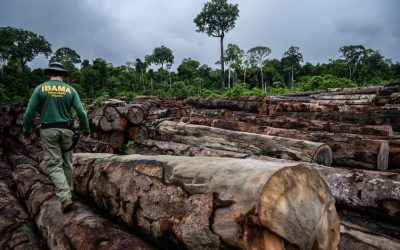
[{"x1": 22, "y1": 80, "x2": 90, "y2": 134}]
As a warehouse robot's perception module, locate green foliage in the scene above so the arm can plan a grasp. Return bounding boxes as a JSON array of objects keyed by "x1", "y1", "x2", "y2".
[
  {"x1": 126, "y1": 140, "x2": 136, "y2": 147},
  {"x1": 299, "y1": 75, "x2": 357, "y2": 91},
  {"x1": 200, "y1": 89, "x2": 220, "y2": 97},
  {"x1": 50, "y1": 47, "x2": 81, "y2": 73},
  {"x1": 0, "y1": 27, "x2": 52, "y2": 67},
  {"x1": 224, "y1": 83, "x2": 265, "y2": 96}
]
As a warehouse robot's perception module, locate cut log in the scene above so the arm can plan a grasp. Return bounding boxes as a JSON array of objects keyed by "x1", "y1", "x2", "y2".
[
  {"x1": 0, "y1": 105, "x2": 11, "y2": 115},
  {"x1": 99, "y1": 106, "x2": 128, "y2": 132},
  {"x1": 317, "y1": 166, "x2": 400, "y2": 223},
  {"x1": 10, "y1": 103, "x2": 23, "y2": 113},
  {"x1": 11, "y1": 163, "x2": 154, "y2": 250},
  {"x1": 156, "y1": 121, "x2": 332, "y2": 165},
  {"x1": 15, "y1": 112, "x2": 24, "y2": 126},
  {"x1": 0, "y1": 161, "x2": 14, "y2": 188},
  {"x1": 73, "y1": 153, "x2": 339, "y2": 249},
  {"x1": 74, "y1": 139, "x2": 115, "y2": 154},
  {"x1": 310, "y1": 99, "x2": 376, "y2": 105},
  {"x1": 185, "y1": 96, "x2": 268, "y2": 113},
  {"x1": 126, "y1": 139, "x2": 252, "y2": 158},
  {"x1": 116, "y1": 103, "x2": 150, "y2": 125},
  {"x1": 274, "y1": 102, "x2": 336, "y2": 113},
  {"x1": 310, "y1": 93, "x2": 376, "y2": 100},
  {"x1": 263, "y1": 127, "x2": 389, "y2": 170},
  {"x1": 266, "y1": 95, "x2": 310, "y2": 104},
  {"x1": 127, "y1": 125, "x2": 149, "y2": 143},
  {"x1": 339, "y1": 220, "x2": 400, "y2": 250},
  {"x1": 188, "y1": 108, "x2": 233, "y2": 119},
  {"x1": 0, "y1": 114, "x2": 13, "y2": 127},
  {"x1": 0, "y1": 181, "x2": 41, "y2": 249},
  {"x1": 92, "y1": 131, "x2": 125, "y2": 151},
  {"x1": 8, "y1": 125, "x2": 21, "y2": 137}
]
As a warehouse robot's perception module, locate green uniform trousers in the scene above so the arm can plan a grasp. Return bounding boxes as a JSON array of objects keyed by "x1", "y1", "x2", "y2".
[{"x1": 41, "y1": 128, "x2": 74, "y2": 202}]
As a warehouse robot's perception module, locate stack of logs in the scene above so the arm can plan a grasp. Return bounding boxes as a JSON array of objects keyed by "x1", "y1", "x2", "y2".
[
  {"x1": 1, "y1": 82, "x2": 400, "y2": 249},
  {"x1": 0, "y1": 104, "x2": 26, "y2": 157}
]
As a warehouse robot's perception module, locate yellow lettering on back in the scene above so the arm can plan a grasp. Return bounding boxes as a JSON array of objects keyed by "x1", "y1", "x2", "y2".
[
  {"x1": 41, "y1": 86, "x2": 45, "y2": 91},
  {"x1": 51, "y1": 86, "x2": 58, "y2": 91},
  {"x1": 45, "y1": 85, "x2": 51, "y2": 91},
  {"x1": 66, "y1": 87, "x2": 71, "y2": 94},
  {"x1": 57, "y1": 86, "x2": 66, "y2": 92}
]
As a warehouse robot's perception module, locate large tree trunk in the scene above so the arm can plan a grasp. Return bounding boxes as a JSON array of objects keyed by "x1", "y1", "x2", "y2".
[
  {"x1": 155, "y1": 121, "x2": 332, "y2": 165},
  {"x1": 0, "y1": 180, "x2": 41, "y2": 249},
  {"x1": 73, "y1": 153, "x2": 340, "y2": 249},
  {"x1": 116, "y1": 103, "x2": 150, "y2": 125},
  {"x1": 220, "y1": 35, "x2": 225, "y2": 91},
  {"x1": 263, "y1": 127, "x2": 389, "y2": 170},
  {"x1": 185, "y1": 96, "x2": 268, "y2": 113},
  {"x1": 11, "y1": 161, "x2": 154, "y2": 250}
]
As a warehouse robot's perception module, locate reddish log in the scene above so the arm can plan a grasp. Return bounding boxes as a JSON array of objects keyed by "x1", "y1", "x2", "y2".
[{"x1": 99, "y1": 106, "x2": 128, "y2": 131}]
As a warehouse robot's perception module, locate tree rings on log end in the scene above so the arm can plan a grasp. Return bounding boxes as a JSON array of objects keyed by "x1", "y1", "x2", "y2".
[
  {"x1": 312, "y1": 144, "x2": 332, "y2": 166},
  {"x1": 256, "y1": 165, "x2": 340, "y2": 249}
]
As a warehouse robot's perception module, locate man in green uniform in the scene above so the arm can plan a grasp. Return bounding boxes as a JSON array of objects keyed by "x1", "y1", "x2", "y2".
[{"x1": 22, "y1": 62, "x2": 90, "y2": 213}]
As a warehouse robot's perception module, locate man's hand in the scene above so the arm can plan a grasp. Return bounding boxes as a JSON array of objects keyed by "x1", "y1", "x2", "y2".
[
  {"x1": 22, "y1": 134, "x2": 33, "y2": 145},
  {"x1": 81, "y1": 133, "x2": 90, "y2": 143}
]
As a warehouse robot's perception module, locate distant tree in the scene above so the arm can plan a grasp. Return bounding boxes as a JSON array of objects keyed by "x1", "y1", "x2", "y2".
[
  {"x1": 359, "y1": 49, "x2": 390, "y2": 84},
  {"x1": 50, "y1": 47, "x2": 81, "y2": 73},
  {"x1": 178, "y1": 58, "x2": 201, "y2": 81},
  {"x1": 248, "y1": 46, "x2": 271, "y2": 91},
  {"x1": 224, "y1": 43, "x2": 243, "y2": 88},
  {"x1": 0, "y1": 27, "x2": 52, "y2": 69},
  {"x1": 152, "y1": 45, "x2": 174, "y2": 84},
  {"x1": 339, "y1": 45, "x2": 365, "y2": 81},
  {"x1": 134, "y1": 58, "x2": 148, "y2": 91},
  {"x1": 241, "y1": 52, "x2": 251, "y2": 84},
  {"x1": 194, "y1": 0, "x2": 239, "y2": 91},
  {"x1": 281, "y1": 46, "x2": 303, "y2": 87}
]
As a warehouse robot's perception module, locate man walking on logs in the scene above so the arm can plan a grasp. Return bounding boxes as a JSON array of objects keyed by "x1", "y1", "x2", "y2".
[{"x1": 22, "y1": 62, "x2": 90, "y2": 213}]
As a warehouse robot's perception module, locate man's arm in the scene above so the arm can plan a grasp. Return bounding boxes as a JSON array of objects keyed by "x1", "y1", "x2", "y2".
[
  {"x1": 22, "y1": 87, "x2": 40, "y2": 135},
  {"x1": 72, "y1": 90, "x2": 90, "y2": 135}
]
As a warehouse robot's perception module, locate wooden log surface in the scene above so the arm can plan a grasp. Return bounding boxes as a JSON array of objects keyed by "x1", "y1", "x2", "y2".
[
  {"x1": 0, "y1": 181, "x2": 41, "y2": 250},
  {"x1": 73, "y1": 153, "x2": 340, "y2": 249},
  {"x1": 116, "y1": 103, "x2": 151, "y2": 125},
  {"x1": 11, "y1": 162, "x2": 155, "y2": 250},
  {"x1": 156, "y1": 121, "x2": 332, "y2": 166},
  {"x1": 310, "y1": 93, "x2": 376, "y2": 100},
  {"x1": 99, "y1": 106, "x2": 128, "y2": 131},
  {"x1": 185, "y1": 96, "x2": 268, "y2": 113},
  {"x1": 127, "y1": 125, "x2": 149, "y2": 143}
]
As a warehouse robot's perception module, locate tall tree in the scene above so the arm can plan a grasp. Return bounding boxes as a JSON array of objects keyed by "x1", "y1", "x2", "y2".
[
  {"x1": 194, "y1": 0, "x2": 239, "y2": 91},
  {"x1": 339, "y1": 45, "x2": 365, "y2": 81},
  {"x1": 282, "y1": 46, "x2": 303, "y2": 87},
  {"x1": 50, "y1": 47, "x2": 81, "y2": 73},
  {"x1": 0, "y1": 27, "x2": 52, "y2": 69},
  {"x1": 224, "y1": 43, "x2": 243, "y2": 88},
  {"x1": 152, "y1": 45, "x2": 174, "y2": 84},
  {"x1": 134, "y1": 58, "x2": 148, "y2": 91},
  {"x1": 248, "y1": 46, "x2": 271, "y2": 91}
]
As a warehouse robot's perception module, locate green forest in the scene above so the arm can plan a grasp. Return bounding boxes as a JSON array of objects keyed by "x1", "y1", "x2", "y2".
[{"x1": 1, "y1": 0, "x2": 399, "y2": 104}]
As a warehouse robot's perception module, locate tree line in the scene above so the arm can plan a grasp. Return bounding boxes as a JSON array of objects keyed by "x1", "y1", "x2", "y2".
[{"x1": 1, "y1": 0, "x2": 399, "y2": 104}]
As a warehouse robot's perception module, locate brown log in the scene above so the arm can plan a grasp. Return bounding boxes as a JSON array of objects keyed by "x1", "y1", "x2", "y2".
[
  {"x1": 0, "y1": 181, "x2": 41, "y2": 249},
  {"x1": 10, "y1": 103, "x2": 23, "y2": 113},
  {"x1": 185, "y1": 96, "x2": 268, "y2": 113},
  {"x1": 0, "y1": 105, "x2": 11, "y2": 115},
  {"x1": 156, "y1": 121, "x2": 332, "y2": 165},
  {"x1": 317, "y1": 166, "x2": 400, "y2": 223},
  {"x1": 125, "y1": 139, "x2": 252, "y2": 158},
  {"x1": 92, "y1": 131, "x2": 125, "y2": 150},
  {"x1": 310, "y1": 93, "x2": 376, "y2": 100},
  {"x1": 99, "y1": 106, "x2": 128, "y2": 131},
  {"x1": 272, "y1": 110, "x2": 400, "y2": 132},
  {"x1": 263, "y1": 127, "x2": 389, "y2": 170},
  {"x1": 15, "y1": 112, "x2": 24, "y2": 126},
  {"x1": 0, "y1": 161, "x2": 14, "y2": 188},
  {"x1": 74, "y1": 139, "x2": 115, "y2": 154},
  {"x1": 116, "y1": 103, "x2": 150, "y2": 125},
  {"x1": 8, "y1": 125, "x2": 21, "y2": 137},
  {"x1": 0, "y1": 114, "x2": 13, "y2": 127},
  {"x1": 188, "y1": 108, "x2": 233, "y2": 118},
  {"x1": 339, "y1": 220, "x2": 400, "y2": 250},
  {"x1": 87, "y1": 107, "x2": 104, "y2": 127},
  {"x1": 310, "y1": 99, "x2": 376, "y2": 105},
  {"x1": 73, "y1": 153, "x2": 340, "y2": 249},
  {"x1": 266, "y1": 95, "x2": 310, "y2": 104},
  {"x1": 11, "y1": 163, "x2": 154, "y2": 250},
  {"x1": 127, "y1": 125, "x2": 149, "y2": 143},
  {"x1": 174, "y1": 108, "x2": 188, "y2": 119}
]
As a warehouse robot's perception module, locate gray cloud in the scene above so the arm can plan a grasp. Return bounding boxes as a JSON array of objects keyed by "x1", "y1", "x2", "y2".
[{"x1": 1, "y1": 0, "x2": 399, "y2": 70}]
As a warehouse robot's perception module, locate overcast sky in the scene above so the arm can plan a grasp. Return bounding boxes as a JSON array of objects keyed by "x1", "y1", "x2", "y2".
[{"x1": 1, "y1": 0, "x2": 399, "y2": 70}]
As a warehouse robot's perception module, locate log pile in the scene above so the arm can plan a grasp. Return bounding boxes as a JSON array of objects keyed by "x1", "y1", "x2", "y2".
[{"x1": 0, "y1": 104, "x2": 26, "y2": 156}]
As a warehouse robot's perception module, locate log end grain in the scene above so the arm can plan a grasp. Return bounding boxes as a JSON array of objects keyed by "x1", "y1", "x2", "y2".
[
  {"x1": 312, "y1": 144, "x2": 333, "y2": 167},
  {"x1": 257, "y1": 164, "x2": 340, "y2": 249},
  {"x1": 377, "y1": 141, "x2": 389, "y2": 171}
]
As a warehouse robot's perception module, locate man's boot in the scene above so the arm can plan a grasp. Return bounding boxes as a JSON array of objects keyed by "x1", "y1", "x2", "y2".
[{"x1": 61, "y1": 198, "x2": 73, "y2": 213}]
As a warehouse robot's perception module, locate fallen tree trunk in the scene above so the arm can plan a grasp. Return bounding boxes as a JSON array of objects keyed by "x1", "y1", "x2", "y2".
[
  {"x1": 310, "y1": 99, "x2": 376, "y2": 105},
  {"x1": 310, "y1": 93, "x2": 377, "y2": 100},
  {"x1": 92, "y1": 131, "x2": 125, "y2": 151},
  {"x1": 317, "y1": 166, "x2": 400, "y2": 223},
  {"x1": 116, "y1": 103, "x2": 149, "y2": 125},
  {"x1": 185, "y1": 96, "x2": 268, "y2": 113},
  {"x1": 0, "y1": 181, "x2": 41, "y2": 250},
  {"x1": 99, "y1": 106, "x2": 128, "y2": 132},
  {"x1": 181, "y1": 116, "x2": 262, "y2": 134},
  {"x1": 12, "y1": 162, "x2": 154, "y2": 250},
  {"x1": 73, "y1": 153, "x2": 340, "y2": 249},
  {"x1": 156, "y1": 121, "x2": 332, "y2": 165},
  {"x1": 188, "y1": 108, "x2": 233, "y2": 119},
  {"x1": 263, "y1": 127, "x2": 389, "y2": 170},
  {"x1": 127, "y1": 125, "x2": 149, "y2": 143},
  {"x1": 339, "y1": 220, "x2": 400, "y2": 250}
]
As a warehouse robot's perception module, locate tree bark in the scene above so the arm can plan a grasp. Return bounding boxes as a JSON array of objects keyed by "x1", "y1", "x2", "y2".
[
  {"x1": 73, "y1": 153, "x2": 340, "y2": 249},
  {"x1": 0, "y1": 181, "x2": 41, "y2": 249},
  {"x1": 156, "y1": 121, "x2": 332, "y2": 165},
  {"x1": 91, "y1": 131, "x2": 125, "y2": 151},
  {"x1": 263, "y1": 127, "x2": 389, "y2": 170},
  {"x1": 99, "y1": 106, "x2": 128, "y2": 132},
  {"x1": 116, "y1": 103, "x2": 150, "y2": 125},
  {"x1": 185, "y1": 96, "x2": 268, "y2": 113},
  {"x1": 310, "y1": 99, "x2": 376, "y2": 105},
  {"x1": 127, "y1": 125, "x2": 149, "y2": 143},
  {"x1": 11, "y1": 163, "x2": 154, "y2": 250}
]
